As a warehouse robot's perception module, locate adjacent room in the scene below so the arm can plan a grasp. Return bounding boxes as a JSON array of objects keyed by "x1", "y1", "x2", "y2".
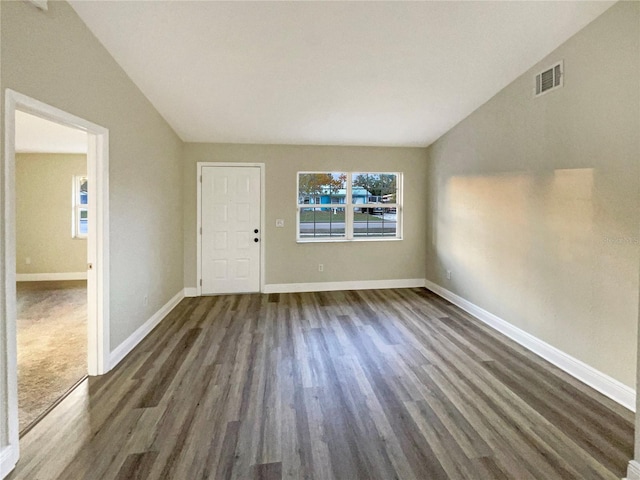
[
  {"x1": 0, "y1": 1, "x2": 639, "y2": 480},
  {"x1": 14, "y1": 111, "x2": 89, "y2": 434}
]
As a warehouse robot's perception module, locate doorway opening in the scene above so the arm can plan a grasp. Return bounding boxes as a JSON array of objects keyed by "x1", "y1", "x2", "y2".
[
  {"x1": 1, "y1": 90, "x2": 110, "y2": 477},
  {"x1": 14, "y1": 111, "x2": 89, "y2": 434}
]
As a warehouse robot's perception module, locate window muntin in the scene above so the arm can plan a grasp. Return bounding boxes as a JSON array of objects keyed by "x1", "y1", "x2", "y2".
[
  {"x1": 297, "y1": 172, "x2": 401, "y2": 241},
  {"x1": 299, "y1": 207, "x2": 346, "y2": 238},
  {"x1": 353, "y1": 207, "x2": 397, "y2": 237},
  {"x1": 73, "y1": 175, "x2": 87, "y2": 239}
]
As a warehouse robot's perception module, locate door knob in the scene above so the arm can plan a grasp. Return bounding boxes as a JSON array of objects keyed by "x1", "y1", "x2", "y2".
[
  {"x1": 254, "y1": 238, "x2": 259, "y2": 243},
  {"x1": 254, "y1": 229, "x2": 259, "y2": 234}
]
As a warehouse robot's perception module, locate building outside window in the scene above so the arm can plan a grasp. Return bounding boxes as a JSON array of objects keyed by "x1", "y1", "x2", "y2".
[{"x1": 297, "y1": 172, "x2": 401, "y2": 241}]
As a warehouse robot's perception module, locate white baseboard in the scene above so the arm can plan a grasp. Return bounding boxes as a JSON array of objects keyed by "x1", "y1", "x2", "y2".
[
  {"x1": 263, "y1": 278, "x2": 426, "y2": 294},
  {"x1": 0, "y1": 444, "x2": 18, "y2": 480},
  {"x1": 424, "y1": 279, "x2": 636, "y2": 412},
  {"x1": 628, "y1": 460, "x2": 640, "y2": 480},
  {"x1": 183, "y1": 287, "x2": 198, "y2": 297},
  {"x1": 109, "y1": 289, "x2": 184, "y2": 370},
  {"x1": 16, "y1": 271, "x2": 87, "y2": 282}
]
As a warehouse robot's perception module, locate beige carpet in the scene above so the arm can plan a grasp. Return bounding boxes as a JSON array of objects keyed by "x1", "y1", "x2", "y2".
[{"x1": 17, "y1": 280, "x2": 87, "y2": 433}]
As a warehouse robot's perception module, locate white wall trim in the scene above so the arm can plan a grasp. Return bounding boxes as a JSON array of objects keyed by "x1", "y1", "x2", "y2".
[
  {"x1": 3, "y1": 90, "x2": 110, "y2": 478},
  {"x1": 5, "y1": 90, "x2": 110, "y2": 377},
  {"x1": 264, "y1": 278, "x2": 426, "y2": 294},
  {"x1": 627, "y1": 460, "x2": 640, "y2": 480},
  {"x1": 0, "y1": 445, "x2": 18, "y2": 480},
  {"x1": 183, "y1": 287, "x2": 198, "y2": 298},
  {"x1": 16, "y1": 272, "x2": 87, "y2": 282},
  {"x1": 109, "y1": 290, "x2": 184, "y2": 370},
  {"x1": 424, "y1": 279, "x2": 636, "y2": 412}
]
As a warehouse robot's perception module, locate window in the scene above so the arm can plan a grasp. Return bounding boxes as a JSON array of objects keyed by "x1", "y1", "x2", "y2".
[
  {"x1": 72, "y1": 175, "x2": 88, "y2": 239},
  {"x1": 297, "y1": 172, "x2": 401, "y2": 241}
]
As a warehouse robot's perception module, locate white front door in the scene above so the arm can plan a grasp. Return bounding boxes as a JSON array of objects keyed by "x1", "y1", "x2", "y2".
[{"x1": 201, "y1": 166, "x2": 261, "y2": 294}]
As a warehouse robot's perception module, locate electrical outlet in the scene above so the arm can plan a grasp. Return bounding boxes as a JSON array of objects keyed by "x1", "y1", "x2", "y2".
[
  {"x1": 25, "y1": 257, "x2": 31, "y2": 265},
  {"x1": 318, "y1": 264, "x2": 324, "y2": 272},
  {"x1": 447, "y1": 270, "x2": 452, "y2": 280},
  {"x1": 275, "y1": 219, "x2": 284, "y2": 227}
]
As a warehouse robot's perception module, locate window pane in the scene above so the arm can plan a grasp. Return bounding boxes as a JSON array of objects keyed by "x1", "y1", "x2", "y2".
[
  {"x1": 299, "y1": 207, "x2": 346, "y2": 238},
  {"x1": 352, "y1": 173, "x2": 397, "y2": 204},
  {"x1": 298, "y1": 173, "x2": 346, "y2": 205},
  {"x1": 79, "y1": 208, "x2": 88, "y2": 235},
  {"x1": 353, "y1": 207, "x2": 397, "y2": 237},
  {"x1": 79, "y1": 177, "x2": 88, "y2": 205}
]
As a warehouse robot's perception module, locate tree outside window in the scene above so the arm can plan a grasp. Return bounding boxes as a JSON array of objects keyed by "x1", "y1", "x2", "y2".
[{"x1": 297, "y1": 172, "x2": 401, "y2": 241}]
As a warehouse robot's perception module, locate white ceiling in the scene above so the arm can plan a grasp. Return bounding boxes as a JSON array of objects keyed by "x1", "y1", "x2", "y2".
[
  {"x1": 15, "y1": 110, "x2": 87, "y2": 153},
  {"x1": 69, "y1": 1, "x2": 614, "y2": 147}
]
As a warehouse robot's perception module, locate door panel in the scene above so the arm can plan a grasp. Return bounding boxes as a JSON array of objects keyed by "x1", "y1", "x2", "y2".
[{"x1": 201, "y1": 166, "x2": 261, "y2": 294}]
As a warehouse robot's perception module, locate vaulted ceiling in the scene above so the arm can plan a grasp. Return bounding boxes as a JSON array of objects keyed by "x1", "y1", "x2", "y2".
[{"x1": 69, "y1": 1, "x2": 614, "y2": 147}]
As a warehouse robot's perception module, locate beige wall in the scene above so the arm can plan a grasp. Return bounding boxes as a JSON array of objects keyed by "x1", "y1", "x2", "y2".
[
  {"x1": 1, "y1": 1, "x2": 184, "y2": 350},
  {"x1": 426, "y1": 1, "x2": 640, "y2": 388},
  {"x1": 16, "y1": 153, "x2": 87, "y2": 275},
  {"x1": 184, "y1": 143, "x2": 428, "y2": 287}
]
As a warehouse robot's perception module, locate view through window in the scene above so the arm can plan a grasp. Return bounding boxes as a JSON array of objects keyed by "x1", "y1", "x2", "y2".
[
  {"x1": 297, "y1": 172, "x2": 401, "y2": 241},
  {"x1": 73, "y1": 175, "x2": 87, "y2": 238}
]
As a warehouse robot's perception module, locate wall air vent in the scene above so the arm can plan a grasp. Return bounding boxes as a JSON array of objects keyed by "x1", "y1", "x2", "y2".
[{"x1": 535, "y1": 61, "x2": 563, "y2": 97}]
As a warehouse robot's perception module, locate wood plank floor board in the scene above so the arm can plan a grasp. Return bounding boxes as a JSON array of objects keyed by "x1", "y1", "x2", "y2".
[
  {"x1": 427, "y1": 342, "x2": 584, "y2": 478},
  {"x1": 302, "y1": 387, "x2": 333, "y2": 480},
  {"x1": 424, "y1": 365, "x2": 553, "y2": 480},
  {"x1": 115, "y1": 451, "x2": 158, "y2": 480},
  {"x1": 432, "y1": 304, "x2": 634, "y2": 465},
  {"x1": 319, "y1": 332, "x2": 400, "y2": 480},
  {"x1": 404, "y1": 398, "x2": 487, "y2": 479},
  {"x1": 7, "y1": 288, "x2": 633, "y2": 480},
  {"x1": 417, "y1": 288, "x2": 631, "y2": 416},
  {"x1": 431, "y1": 361, "x2": 611, "y2": 480},
  {"x1": 337, "y1": 315, "x2": 450, "y2": 480},
  {"x1": 255, "y1": 462, "x2": 283, "y2": 480},
  {"x1": 441, "y1": 308, "x2": 625, "y2": 419},
  {"x1": 473, "y1": 455, "x2": 512, "y2": 480}
]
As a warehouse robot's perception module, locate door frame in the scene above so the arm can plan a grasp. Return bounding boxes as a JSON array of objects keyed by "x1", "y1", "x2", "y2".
[
  {"x1": 196, "y1": 162, "x2": 265, "y2": 296},
  {"x1": 1, "y1": 90, "x2": 110, "y2": 477}
]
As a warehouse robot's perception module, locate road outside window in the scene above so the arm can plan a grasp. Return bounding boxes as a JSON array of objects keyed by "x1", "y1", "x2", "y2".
[{"x1": 297, "y1": 172, "x2": 402, "y2": 242}]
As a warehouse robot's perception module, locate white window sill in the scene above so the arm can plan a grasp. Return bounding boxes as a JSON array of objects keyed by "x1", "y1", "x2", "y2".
[{"x1": 296, "y1": 237, "x2": 402, "y2": 244}]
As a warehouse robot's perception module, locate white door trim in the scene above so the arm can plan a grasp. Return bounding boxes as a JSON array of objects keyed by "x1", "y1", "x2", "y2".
[
  {"x1": 2, "y1": 90, "x2": 110, "y2": 476},
  {"x1": 196, "y1": 162, "x2": 265, "y2": 296}
]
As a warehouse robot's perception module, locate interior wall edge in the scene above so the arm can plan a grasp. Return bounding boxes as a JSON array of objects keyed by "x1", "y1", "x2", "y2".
[{"x1": 108, "y1": 288, "x2": 184, "y2": 371}]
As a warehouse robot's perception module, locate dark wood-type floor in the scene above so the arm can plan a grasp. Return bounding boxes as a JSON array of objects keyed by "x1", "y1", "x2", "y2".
[{"x1": 8, "y1": 288, "x2": 633, "y2": 480}]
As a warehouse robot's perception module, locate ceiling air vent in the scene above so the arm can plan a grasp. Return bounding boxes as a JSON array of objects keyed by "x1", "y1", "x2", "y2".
[{"x1": 535, "y1": 61, "x2": 563, "y2": 97}]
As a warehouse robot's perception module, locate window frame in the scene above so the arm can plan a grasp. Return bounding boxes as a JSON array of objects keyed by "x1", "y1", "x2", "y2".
[
  {"x1": 296, "y1": 171, "x2": 403, "y2": 243},
  {"x1": 72, "y1": 175, "x2": 88, "y2": 239}
]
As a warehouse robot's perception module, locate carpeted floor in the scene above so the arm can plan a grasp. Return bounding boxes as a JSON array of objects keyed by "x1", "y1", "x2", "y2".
[{"x1": 17, "y1": 280, "x2": 87, "y2": 434}]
